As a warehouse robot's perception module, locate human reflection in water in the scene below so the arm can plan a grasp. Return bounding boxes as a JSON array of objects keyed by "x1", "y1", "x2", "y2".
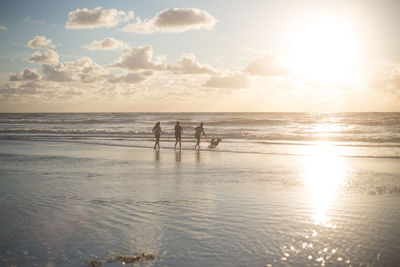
[
  {"x1": 196, "y1": 150, "x2": 201, "y2": 162},
  {"x1": 175, "y1": 149, "x2": 181, "y2": 162},
  {"x1": 155, "y1": 149, "x2": 160, "y2": 161}
]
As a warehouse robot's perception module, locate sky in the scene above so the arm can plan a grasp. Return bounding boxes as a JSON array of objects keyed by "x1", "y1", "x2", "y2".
[{"x1": 0, "y1": 0, "x2": 399, "y2": 112}]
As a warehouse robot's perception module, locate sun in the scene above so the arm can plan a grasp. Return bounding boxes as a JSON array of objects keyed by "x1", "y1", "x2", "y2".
[{"x1": 289, "y1": 16, "x2": 360, "y2": 84}]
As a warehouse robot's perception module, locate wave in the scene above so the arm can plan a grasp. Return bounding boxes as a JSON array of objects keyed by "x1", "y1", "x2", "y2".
[
  {"x1": 2, "y1": 113, "x2": 399, "y2": 126},
  {"x1": 2, "y1": 134, "x2": 400, "y2": 147},
  {"x1": 0, "y1": 118, "x2": 139, "y2": 124},
  {"x1": 0, "y1": 118, "x2": 287, "y2": 127},
  {"x1": 0, "y1": 128, "x2": 150, "y2": 135},
  {"x1": 1, "y1": 128, "x2": 400, "y2": 143}
]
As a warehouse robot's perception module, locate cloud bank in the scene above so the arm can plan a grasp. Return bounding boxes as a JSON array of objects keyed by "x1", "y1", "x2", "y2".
[
  {"x1": 9, "y1": 68, "x2": 40, "y2": 81},
  {"x1": 66, "y1": 7, "x2": 133, "y2": 29},
  {"x1": 109, "y1": 71, "x2": 153, "y2": 84},
  {"x1": 204, "y1": 72, "x2": 250, "y2": 89},
  {"x1": 121, "y1": 8, "x2": 217, "y2": 33}
]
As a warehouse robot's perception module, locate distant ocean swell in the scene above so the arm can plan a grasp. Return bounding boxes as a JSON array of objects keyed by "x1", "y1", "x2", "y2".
[{"x1": 1, "y1": 116, "x2": 400, "y2": 126}]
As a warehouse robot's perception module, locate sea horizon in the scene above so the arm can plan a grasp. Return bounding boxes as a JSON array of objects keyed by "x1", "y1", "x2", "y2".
[{"x1": 2, "y1": 111, "x2": 400, "y2": 113}]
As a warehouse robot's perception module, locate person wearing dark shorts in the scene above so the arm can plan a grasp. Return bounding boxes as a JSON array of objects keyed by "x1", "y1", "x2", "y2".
[
  {"x1": 174, "y1": 121, "x2": 183, "y2": 149},
  {"x1": 152, "y1": 121, "x2": 162, "y2": 150},
  {"x1": 194, "y1": 122, "x2": 207, "y2": 150}
]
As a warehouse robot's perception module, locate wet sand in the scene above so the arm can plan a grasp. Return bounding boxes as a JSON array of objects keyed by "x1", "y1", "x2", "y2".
[{"x1": 1, "y1": 140, "x2": 400, "y2": 266}]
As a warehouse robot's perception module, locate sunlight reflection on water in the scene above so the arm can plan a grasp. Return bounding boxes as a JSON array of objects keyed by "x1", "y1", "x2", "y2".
[{"x1": 301, "y1": 143, "x2": 349, "y2": 226}]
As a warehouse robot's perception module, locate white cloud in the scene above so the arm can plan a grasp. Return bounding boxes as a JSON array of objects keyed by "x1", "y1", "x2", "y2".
[
  {"x1": 121, "y1": 8, "x2": 217, "y2": 34},
  {"x1": 16, "y1": 82, "x2": 41, "y2": 95},
  {"x1": 9, "y1": 68, "x2": 40, "y2": 81},
  {"x1": 66, "y1": 7, "x2": 133, "y2": 29},
  {"x1": 42, "y1": 56, "x2": 109, "y2": 83},
  {"x1": 368, "y1": 65, "x2": 400, "y2": 95},
  {"x1": 141, "y1": 70, "x2": 154, "y2": 77},
  {"x1": 110, "y1": 45, "x2": 221, "y2": 78},
  {"x1": 82, "y1": 37, "x2": 124, "y2": 50},
  {"x1": 154, "y1": 8, "x2": 216, "y2": 30},
  {"x1": 30, "y1": 49, "x2": 59, "y2": 64},
  {"x1": 109, "y1": 71, "x2": 152, "y2": 84},
  {"x1": 27, "y1": 35, "x2": 54, "y2": 49},
  {"x1": 110, "y1": 45, "x2": 166, "y2": 71},
  {"x1": 42, "y1": 64, "x2": 74, "y2": 82},
  {"x1": 204, "y1": 72, "x2": 250, "y2": 89},
  {"x1": 24, "y1": 16, "x2": 44, "y2": 24},
  {"x1": 246, "y1": 51, "x2": 288, "y2": 76},
  {"x1": 0, "y1": 25, "x2": 7, "y2": 30},
  {"x1": 169, "y1": 53, "x2": 217, "y2": 75},
  {"x1": 124, "y1": 72, "x2": 147, "y2": 84},
  {"x1": 69, "y1": 57, "x2": 109, "y2": 83},
  {"x1": 0, "y1": 81, "x2": 41, "y2": 96},
  {"x1": 0, "y1": 83, "x2": 17, "y2": 96}
]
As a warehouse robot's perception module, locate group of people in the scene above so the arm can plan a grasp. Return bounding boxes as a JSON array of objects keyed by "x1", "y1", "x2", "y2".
[{"x1": 152, "y1": 121, "x2": 220, "y2": 150}]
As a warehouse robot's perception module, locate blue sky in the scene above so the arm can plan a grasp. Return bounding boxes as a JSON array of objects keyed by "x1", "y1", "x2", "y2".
[
  {"x1": 1, "y1": 0, "x2": 271, "y2": 72},
  {"x1": 1, "y1": 0, "x2": 400, "y2": 112}
]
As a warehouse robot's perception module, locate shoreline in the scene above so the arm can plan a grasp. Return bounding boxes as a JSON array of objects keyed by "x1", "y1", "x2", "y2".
[{"x1": 2, "y1": 138, "x2": 400, "y2": 160}]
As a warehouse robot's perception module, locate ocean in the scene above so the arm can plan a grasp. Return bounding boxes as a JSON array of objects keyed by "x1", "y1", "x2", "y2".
[
  {"x1": 1, "y1": 113, "x2": 400, "y2": 266},
  {"x1": 1, "y1": 112, "x2": 400, "y2": 158}
]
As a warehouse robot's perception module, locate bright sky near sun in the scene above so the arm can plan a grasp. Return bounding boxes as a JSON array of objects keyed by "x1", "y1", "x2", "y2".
[{"x1": 0, "y1": 0, "x2": 399, "y2": 112}]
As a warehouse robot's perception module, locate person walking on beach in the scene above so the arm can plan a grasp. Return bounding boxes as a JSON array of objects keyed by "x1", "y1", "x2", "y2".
[
  {"x1": 152, "y1": 121, "x2": 162, "y2": 150},
  {"x1": 194, "y1": 122, "x2": 207, "y2": 150},
  {"x1": 174, "y1": 121, "x2": 183, "y2": 149}
]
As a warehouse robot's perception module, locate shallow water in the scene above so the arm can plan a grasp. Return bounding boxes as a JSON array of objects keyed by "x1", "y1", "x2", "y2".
[{"x1": 1, "y1": 140, "x2": 400, "y2": 266}]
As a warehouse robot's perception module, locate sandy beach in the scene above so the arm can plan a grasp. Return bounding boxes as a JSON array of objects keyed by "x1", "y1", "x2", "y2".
[{"x1": 1, "y1": 139, "x2": 400, "y2": 266}]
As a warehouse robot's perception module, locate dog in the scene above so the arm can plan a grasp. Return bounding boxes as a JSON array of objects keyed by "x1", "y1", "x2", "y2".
[{"x1": 209, "y1": 138, "x2": 222, "y2": 148}]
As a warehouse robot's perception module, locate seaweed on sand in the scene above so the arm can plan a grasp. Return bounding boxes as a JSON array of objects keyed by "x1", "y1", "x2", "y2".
[{"x1": 89, "y1": 252, "x2": 157, "y2": 266}]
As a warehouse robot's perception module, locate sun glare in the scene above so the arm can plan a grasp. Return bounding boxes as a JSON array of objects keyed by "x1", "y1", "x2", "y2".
[
  {"x1": 290, "y1": 16, "x2": 360, "y2": 84},
  {"x1": 301, "y1": 143, "x2": 348, "y2": 226}
]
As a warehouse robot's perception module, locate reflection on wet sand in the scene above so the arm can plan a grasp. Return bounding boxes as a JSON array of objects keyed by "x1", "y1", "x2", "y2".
[
  {"x1": 301, "y1": 144, "x2": 348, "y2": 226},
  {"x1": 175, "y1": 150, "x2": 181, "y2": 162},
  {"x1": 196, "y1": 150, "x2": 201, "y2": 162}
]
